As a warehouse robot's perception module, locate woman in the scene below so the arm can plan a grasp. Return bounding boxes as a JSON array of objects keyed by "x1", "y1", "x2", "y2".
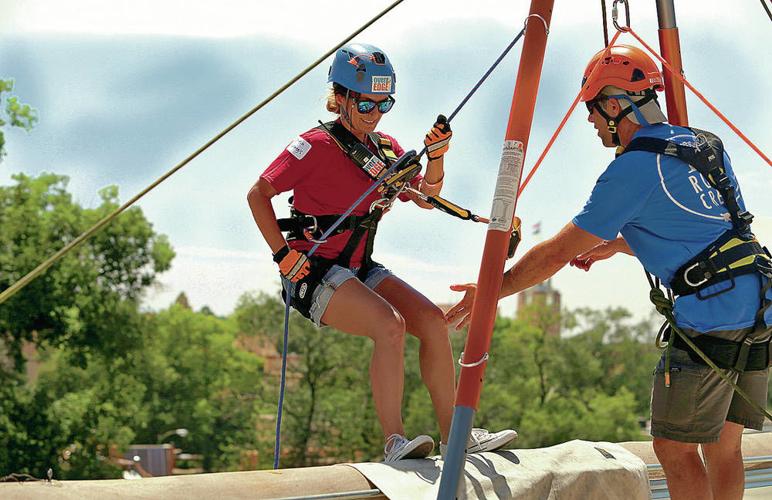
[{"x1": 248, "y1": 43, "x2": 516, "y2": 462}]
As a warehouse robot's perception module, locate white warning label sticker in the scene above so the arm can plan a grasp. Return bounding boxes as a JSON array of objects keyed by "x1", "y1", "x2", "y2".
[
  {"x1": 287, "y1": 136, "x2": 312, "y2": 160},
  {"x1": 488, "y1": 140, "x2": 524, "y2": 232}
]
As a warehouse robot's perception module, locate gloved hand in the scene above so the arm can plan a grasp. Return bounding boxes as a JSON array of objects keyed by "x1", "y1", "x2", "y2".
[
  {"x1": 273, "y1": 245, "x2": 311, "y2": 282},
  {"x1": 424, "y1": 114, "x2": 452, "y2": 160}
]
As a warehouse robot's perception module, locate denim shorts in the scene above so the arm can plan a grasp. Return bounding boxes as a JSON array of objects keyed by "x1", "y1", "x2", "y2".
[
  {"x1": 650, "y1": 327, "x2": 770, "y2": 443},
  {"x1": 282, "y1": 263, "x2": 393, "y2": 326}
]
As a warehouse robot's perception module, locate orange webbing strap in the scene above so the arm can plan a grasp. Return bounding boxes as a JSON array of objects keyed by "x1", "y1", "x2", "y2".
[
  {"x1": 517, "y1": 31, "x2": 623, "y2": 196},
  {"x1": 624, "y1": 27, "x2": 771, "y2": 167}
]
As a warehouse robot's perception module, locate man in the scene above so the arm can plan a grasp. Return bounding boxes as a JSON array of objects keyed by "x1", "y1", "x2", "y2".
[{"x1": 446, "y1": 45, "x2": 771, "y2": 500}]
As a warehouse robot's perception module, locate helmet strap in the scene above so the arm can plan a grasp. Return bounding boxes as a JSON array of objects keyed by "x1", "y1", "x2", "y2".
[
  {"x1": 340, "y1": 89, "x2": 355, "y2": 129},
  {"x1": 593, "y1": 92, "x2": 657, "y2": 146},
  {"x1": 593, "y1": 102, "x2": 623, "y2": 146},
  {"x1": 607, "y1": 92, "x2": 657, "y2": 127}
]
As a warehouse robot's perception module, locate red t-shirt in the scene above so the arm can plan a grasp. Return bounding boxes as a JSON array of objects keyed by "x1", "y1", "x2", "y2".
[{"x1": 261, "y1": 124, "x2": 420, "y2": 268}]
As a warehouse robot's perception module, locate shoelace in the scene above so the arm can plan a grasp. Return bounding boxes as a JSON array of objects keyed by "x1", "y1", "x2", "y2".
[
  {"x1": 469, "y1": 428, "x2": 490, "y2": 447},
  {"x1": 384, "y1": 434, "x2": 408, "y2": 456}
]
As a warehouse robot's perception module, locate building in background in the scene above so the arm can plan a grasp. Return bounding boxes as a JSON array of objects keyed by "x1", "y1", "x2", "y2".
[
  {"x1": 516, "y1": 278, "x2": 562, "y2": 337},
  {"x1": 515, "y1": 222, "x2": 562, "y2": 337}
]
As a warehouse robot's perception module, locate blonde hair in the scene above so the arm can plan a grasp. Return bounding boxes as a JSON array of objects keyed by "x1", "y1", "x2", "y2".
[
  {"x1": 325, "y1": 83, "x2": 359, "y2": 114},
  {"x1": 326, "y1": 87, "x2": 340, "y2": 114}
]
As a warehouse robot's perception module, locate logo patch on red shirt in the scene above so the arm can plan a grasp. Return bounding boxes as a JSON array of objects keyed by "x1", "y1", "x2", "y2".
[{"x1": 287, "y1": 136, "x2": 312, "y2": 160}]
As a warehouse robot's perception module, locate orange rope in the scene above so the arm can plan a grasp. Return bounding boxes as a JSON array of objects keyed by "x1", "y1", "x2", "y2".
[
  {"x1": 625, "y1": 27, "x2": 771, "y2": 167},
  {"x1": 518, "y1": 31, "x2": 622, "y2": 196},
  {"x1": 519, "y1": 28, "x2": 771, "y2": 198}
]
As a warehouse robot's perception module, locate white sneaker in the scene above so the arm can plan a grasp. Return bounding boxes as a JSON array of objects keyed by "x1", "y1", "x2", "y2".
[
  {"x1": 440, "y1": 428, "x2": 518, "y2": 458},
  {"x1": 383, "y1": 434, "x2": 435, "y2": 462}
]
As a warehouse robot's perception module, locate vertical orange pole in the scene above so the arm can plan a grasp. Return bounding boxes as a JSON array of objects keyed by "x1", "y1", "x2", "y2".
[
  {"x1": 656, "y1": 0, "x2": 689, "y2": 126},
  {"x1": 437, "y1": 1, "x2": 553, "y2": 497},
  {"x1": 455, "y1": 0, "x2": 553, "y2": 411}
]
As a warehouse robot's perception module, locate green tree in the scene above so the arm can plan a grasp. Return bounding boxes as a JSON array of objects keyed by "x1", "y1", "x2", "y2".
[
  {"x1": 0, "y1": 79, "x2": 37, "y2": 161},
  {"x1": 235, "y1": 292, "x2": 383, "y2": 467},
  {"x1": 0, "y1": 172, "x2": 174, "y2": 478},
  {"x1": 6, "y1": 303, "x2": 268, "y2": 479},
  {"x1": 0, "y1": 174, "x2": 175, "y2": 368},
  {"x1": 476, "y1": 305, "x2": 659, "y2": 448},
  {"x1": 127, "y1": 304, "x2": 266, "y2": 472}
]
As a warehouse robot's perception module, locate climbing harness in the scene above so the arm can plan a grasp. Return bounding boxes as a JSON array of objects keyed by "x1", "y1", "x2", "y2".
[
  {"x1": 622, "y1": 129, "x2": 770, "y2": 296},
  {"x1": 273, "y1": 25, "x2": 529, "y2": 468},
  {"x1": 620, "y1": 128, "x2": 772, "y2": 386},
  {"x1": 277, "y1": 118, "x2": 492, "y2": 286},
  {"x1": 277, "y1": 120, "x2": 421, "y2": 292}
]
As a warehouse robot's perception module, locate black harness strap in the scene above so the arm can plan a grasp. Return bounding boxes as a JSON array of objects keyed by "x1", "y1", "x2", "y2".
[
  {"x1": 317, "y1": 121, "x2": 393, "y2": 181},
  {"x1": 668, "y1": 231, "x2": 769, "y2": 299},
  {"x1": 624, "y1": 128, "x2": 753, "y2": 232},
  {"x1": 278, "y1": 210, "x2": 368, "y2": 242},
  {"x1": 277, "y1": 122, "x2": 403, "y2": 277}
]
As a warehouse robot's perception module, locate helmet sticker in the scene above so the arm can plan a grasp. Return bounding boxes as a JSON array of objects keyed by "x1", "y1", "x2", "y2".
[
  {"x1": 372, "y1": 76, "x2": 392, "y2": 93},
  {"x1": 287, "y1": 136, "x2": 312, "y2": 160}
]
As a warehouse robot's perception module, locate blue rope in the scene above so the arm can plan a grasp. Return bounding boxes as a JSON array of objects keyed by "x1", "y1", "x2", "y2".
[
  {"x1": 273, "y1": 27, "x2": 526, "y2": 469},
  {"x1": 273, "y1": 282, "x2": 293, "y2": 469}
]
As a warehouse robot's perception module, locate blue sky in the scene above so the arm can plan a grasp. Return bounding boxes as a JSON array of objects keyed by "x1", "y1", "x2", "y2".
[{"x1": 1, "y1": 0, "x2": 770, "y2": 320}]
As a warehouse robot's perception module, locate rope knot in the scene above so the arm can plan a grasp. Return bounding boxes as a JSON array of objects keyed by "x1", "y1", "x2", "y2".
[{"x1": 649, "y1": 288, "x2": 673, "y2": 315}]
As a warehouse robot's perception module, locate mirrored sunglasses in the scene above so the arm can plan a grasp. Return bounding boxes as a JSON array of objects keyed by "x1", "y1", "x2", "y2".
[{"x1": 356, "y1": 96, "x2": 395, "y2": 114}]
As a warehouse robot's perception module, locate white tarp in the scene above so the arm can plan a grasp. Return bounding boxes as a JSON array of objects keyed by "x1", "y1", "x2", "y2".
[{"x1": 347, "y1": 440, "x2": 651, "y2": 500}]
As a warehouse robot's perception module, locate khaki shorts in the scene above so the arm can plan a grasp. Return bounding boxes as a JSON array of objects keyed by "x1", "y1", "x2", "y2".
[{"x1": 651, "y1": 328, "x2": 770, "y2": 443}]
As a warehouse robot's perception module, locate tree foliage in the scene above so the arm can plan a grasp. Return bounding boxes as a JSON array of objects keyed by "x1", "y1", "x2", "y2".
[
  {"x1": 0, "y1": 174, "x2": 174, "y2": 368},
  {"x1": 0, "y1": 171, "x2": 668, "y2": 477},
  {"x1": 0, "y1": 79, "x2": 37, "y2": 162}
]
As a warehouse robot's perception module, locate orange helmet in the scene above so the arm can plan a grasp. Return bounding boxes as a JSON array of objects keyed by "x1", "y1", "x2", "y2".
[{"x1": 580, "y1": 44, "x2": 664, "y2": 101}]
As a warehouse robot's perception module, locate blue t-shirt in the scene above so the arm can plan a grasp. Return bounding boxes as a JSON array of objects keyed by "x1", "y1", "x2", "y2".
[{"x1": 573, "y1": 124, "x2": 771, "y2": 332}]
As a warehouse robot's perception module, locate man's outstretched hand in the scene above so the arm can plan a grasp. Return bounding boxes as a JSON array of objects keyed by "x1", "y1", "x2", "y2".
[
  {"x1": 444, "y1": 283, "x2": 477, "y2": 330},
  {"x1": 569, "y1": 241, "x2": 617, "y2": 272}
]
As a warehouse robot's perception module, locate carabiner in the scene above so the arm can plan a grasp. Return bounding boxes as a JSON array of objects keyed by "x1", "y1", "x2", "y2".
[
  {"x1": 612, "y1": 0, "x2": 631, "y2": 32},
  {"x1": 369, "y1": 197, "x2": 392, "y2": 212},
  {"x1": 301, "y1": 215, "x2": 328, "y2": 244}
]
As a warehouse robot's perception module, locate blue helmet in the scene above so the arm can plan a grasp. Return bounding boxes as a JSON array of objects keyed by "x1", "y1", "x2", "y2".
[{"x1": 327, "y1": 43, "x2": 396, "y2": 95}]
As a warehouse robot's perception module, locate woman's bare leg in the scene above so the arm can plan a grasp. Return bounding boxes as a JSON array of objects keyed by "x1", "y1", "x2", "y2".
[
  {"x1": 321, "y1": 278, "x2": 407, "y2": 439},
  {"x1": 374, "y1": 276, "x2": 454, "y2": 443}
]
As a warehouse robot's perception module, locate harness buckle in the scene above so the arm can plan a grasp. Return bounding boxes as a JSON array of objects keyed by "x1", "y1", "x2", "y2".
[{"x1": 683, "y1": 261, "x2": 710, "y2": 288}]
